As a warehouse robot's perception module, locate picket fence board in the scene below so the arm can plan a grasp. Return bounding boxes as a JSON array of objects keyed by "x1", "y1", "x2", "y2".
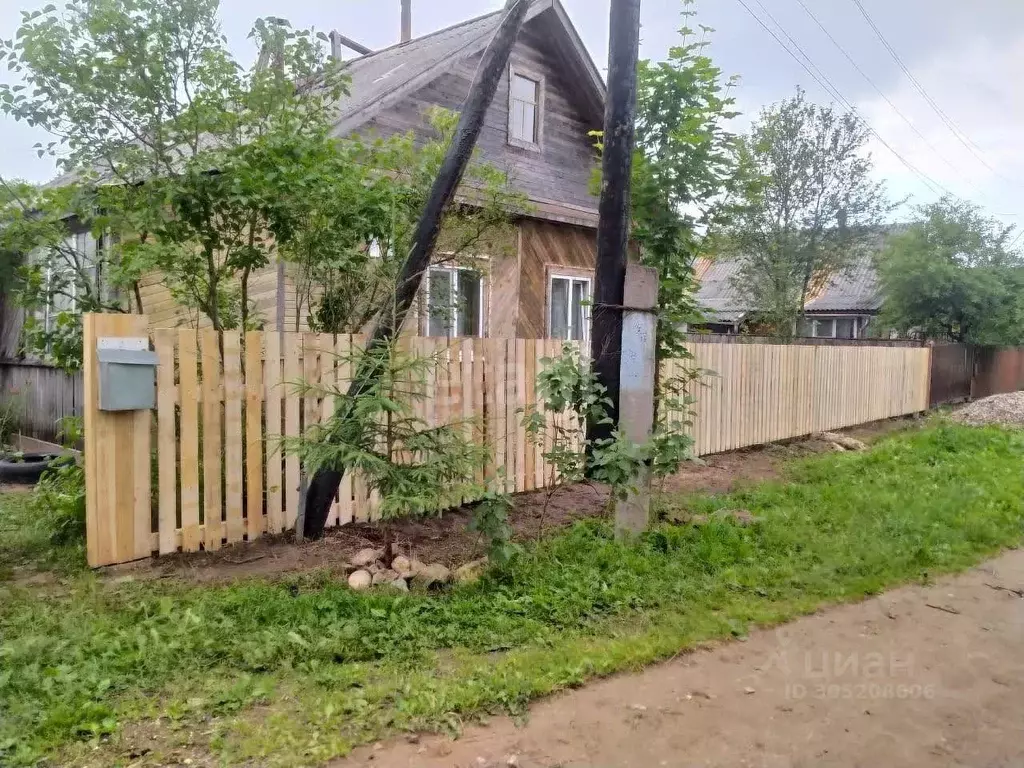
[
  {"x1": 245, "y1": 332, "x2": 265, "y2": 538},
  {"x1": 264, "y1": 331, "x2": 284, "y2": 535},
  {"x1": 200, "y1": 328, "x2": 223, "y2": 550}
]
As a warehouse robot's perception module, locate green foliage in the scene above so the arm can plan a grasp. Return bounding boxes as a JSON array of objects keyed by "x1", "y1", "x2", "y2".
[
  {"x1": 275, "y1": 108, "x2": 524, "y2": 334},
  {"x1": 32, "y1": 457, "x2": 86, "y2": 547},
  {"x1": 0, "y1": 394, "x2": 22, "y2": 451},
  {"x1": 0, "y1": 0, "x2": 350, "y2": 362},
  {"x1": 876, "y1": 197, "x2": 1024, "y2": 343},
  {"x1": 285, "y1": 342, "x2": 485, "y2": 518},
  {"x1": 525, "y1": 344, "x2": 696, "y2": 505},
  {"x1": 283, "y1": 341, "x2": 515, "y2": 558},
  {"x1": 2, "y1": 423, "x2": 1023, "y2": 765},
  {"x1": 592, "y1": 7, "x2": 744, "y2": 368},
  {"x1": 632, "y1": 12, "x2": 745, "y2": 365},
  {"x1": 724, "y1": 88, "x2": 894, "y2": 334}
]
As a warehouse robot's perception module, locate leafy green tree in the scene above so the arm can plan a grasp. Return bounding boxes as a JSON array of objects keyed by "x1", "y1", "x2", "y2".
[
  {"x1": 273, "y1": 108, "x2": 523, "y2": 335},
  {"x1": 0, "y1": 0, "x2": 347, "y2": 352},
  {"x1": 632, "y1": 15, "x2": 745, "y2": 365},
  {"x1": 876, "y1": 198, "x2": 1024, "y2": 344},
  {"x1": 592, "y1": 6, "x2": 744, "y2": 404},
  {"x1": 725, "y1": 88, "x2": 893, "y2": 334},
  {"x1": 1, "y1": 0, "x2": 522, "y2": 364}
]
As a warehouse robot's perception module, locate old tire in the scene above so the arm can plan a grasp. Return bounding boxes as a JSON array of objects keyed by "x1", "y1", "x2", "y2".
[{"x1": 0, "y1": 453, "x2": 62, "y2": 485}]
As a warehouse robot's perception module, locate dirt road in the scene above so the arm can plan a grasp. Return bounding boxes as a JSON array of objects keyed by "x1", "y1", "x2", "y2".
[{"x1": 337, "y1": 549, "x2": 1024, "y2": 768}]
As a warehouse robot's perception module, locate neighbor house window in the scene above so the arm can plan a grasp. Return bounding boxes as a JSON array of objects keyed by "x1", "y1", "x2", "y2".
[
  {"x1": 549, "y1": 274, "x2": 591, "y2": 344},
  {"x1": 426, "y1": 267, "x2": 483, "y2": 338},
  {"x1": 796, "y1": 316, "x2": 859, "y2": 339},
  {"x1": 509, "y1": 69, "x2": 542, "y2": 147}
]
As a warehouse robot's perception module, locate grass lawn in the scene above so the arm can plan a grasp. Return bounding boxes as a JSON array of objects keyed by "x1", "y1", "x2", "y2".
[{"x1": 2, "y1": 422, "x2": 1023, "y2": 766}]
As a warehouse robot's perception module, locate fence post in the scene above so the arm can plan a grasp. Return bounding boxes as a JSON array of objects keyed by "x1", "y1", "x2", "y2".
[
  {"x1": 82, "y1": 313, "x2": 152, "y2": 567},
  {"x1": 615, "y1": 264, "x2": 658, "y2": 538}
]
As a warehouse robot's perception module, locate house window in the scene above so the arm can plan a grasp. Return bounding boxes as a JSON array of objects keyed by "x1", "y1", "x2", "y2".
[
  {"x1": 426, "y1": 267, "x2": 483, "y2": 338},
  {"x1": 44, "y1": 231, "x2": 99, "y2": 333},
  {"x1": 796, "y1": 317, "x2": 860, "y2": 339},
  {"x1": 835, "y1": 318, "x2": 856, "y2": 339},
  {"x1": 509, "y1": 70, "x2": 542, "y2": 147},
  {"x1": 549, "y1": 274, "x2": 591, "y2": 344}
]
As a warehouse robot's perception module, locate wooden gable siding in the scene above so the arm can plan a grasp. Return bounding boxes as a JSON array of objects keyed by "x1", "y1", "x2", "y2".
[
  {"x1": 517, "y1": 218, "x2": 596, "y2": 338},
  {"x1": 139, "y1": 261, "x2": 301, "y2": 332},
  {"x1": 359, "y1": 23, "x2": 600, "y2": 215}
]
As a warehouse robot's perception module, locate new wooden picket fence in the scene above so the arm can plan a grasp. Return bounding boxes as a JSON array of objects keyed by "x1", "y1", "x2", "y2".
[{"x1": 83, "y1": 314, "x2": 930, "y2": 567}]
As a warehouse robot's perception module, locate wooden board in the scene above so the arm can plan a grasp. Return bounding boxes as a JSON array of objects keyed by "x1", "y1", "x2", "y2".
[
  {"x1": 82, "y1": 313, "x2": 153, "y2": 567},
  {"x1": 154, "y1": 330, "x2": 178, "y2": 556},
  {"x1": 335, "y1": 334, "x2": 354, "y2": 526},
  {"x1": 245, "y1": 332, "x2": 265, "y2": 538},
  {"x1": 200, "y1": 328, "x2": 223, "y2": 550},
  {"x1": 264, "y1": 331, "x2": 284, "y2": 534},
  {"x1": 283, "y1": 333, "x2": 301, "y2": 529},
  {"x1": 223, "y1": 332, "x2": 245, "y2": 544},
  {"x1": 177, "y1": 329, "x2": 202, "y2": 552}
]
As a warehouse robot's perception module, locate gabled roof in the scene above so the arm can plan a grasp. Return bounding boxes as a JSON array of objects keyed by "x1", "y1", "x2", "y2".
[
  {"x1": 804, "y1": 257, "x2": 881, "y2": 314},
  {"x1": 693, "y1": 258, "x2": 749, "y2": 324},
  {"x1": 694, "y1": 254, "x2": 883, "y2": 324},
  {"x1": 331, "y1": 0, "x2": 606, "y2": 137}
]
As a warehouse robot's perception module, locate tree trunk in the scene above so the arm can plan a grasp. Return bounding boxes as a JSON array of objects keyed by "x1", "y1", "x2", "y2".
[{"x1": 300, "y1": 0, "x2": 531, "y2": 540}]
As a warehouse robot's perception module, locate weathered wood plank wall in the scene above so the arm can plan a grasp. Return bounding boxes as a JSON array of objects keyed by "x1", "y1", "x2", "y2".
[{"x1": 0, "y1": 360, "x2": 82, "y2": 443}]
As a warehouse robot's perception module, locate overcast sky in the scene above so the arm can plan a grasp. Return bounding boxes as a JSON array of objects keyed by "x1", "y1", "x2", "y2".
[{"x1": 2, "y1": 0, "x2": 1022, "y2": 226}]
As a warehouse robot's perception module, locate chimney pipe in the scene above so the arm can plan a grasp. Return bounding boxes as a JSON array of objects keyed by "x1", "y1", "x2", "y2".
[
  {"x1": 401, "y1": 0, "x2": 412, "y2": 43},
  {"x1": 329, "y1": 30, "x2": 343, "y2": 61}
]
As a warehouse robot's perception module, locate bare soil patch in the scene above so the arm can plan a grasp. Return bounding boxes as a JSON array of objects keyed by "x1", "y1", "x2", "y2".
[
  {"x1": 104, "y1": 417, "x2": 919, "y2": 586},
  {"x1": 334, "y1": 548, "x2": 1024, "y2": 768}
]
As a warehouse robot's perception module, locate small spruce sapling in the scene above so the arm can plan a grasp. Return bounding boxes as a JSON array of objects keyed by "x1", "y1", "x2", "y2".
[{"x1": 284, "y1": 339, "x2": 516, "y2": 565}]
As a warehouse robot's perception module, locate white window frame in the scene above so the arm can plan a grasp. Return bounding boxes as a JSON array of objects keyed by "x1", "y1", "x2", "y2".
[
  {"x1": 508, "y1": 65, "x2": 545, "y2": 151},
  {"x1": 424, "y1": 266, "x2": 485, "y2": 339},
  {"x1": 43, "y1": 231, "x2": 99, "y2": 334},
  {"x1": 797, "y1": 316, "x2": 861, "y2": 340},
  {"x1": 548, "y1": 273, "x2": 592, "y2": 346}
]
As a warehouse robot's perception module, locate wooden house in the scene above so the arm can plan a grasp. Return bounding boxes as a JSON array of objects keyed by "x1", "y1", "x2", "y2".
[{"x1": 128, "y1": 0, "x2": 606, "y2": 343}]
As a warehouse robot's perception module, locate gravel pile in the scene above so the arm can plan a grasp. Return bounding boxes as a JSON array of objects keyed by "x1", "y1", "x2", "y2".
[{"x1": 950, "y1": 391, "x2": 1024, "y2": 427}]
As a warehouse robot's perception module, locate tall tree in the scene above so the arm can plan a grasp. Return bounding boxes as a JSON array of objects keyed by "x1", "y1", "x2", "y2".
[
  {"x1": 0, "y1": 0, "x2": 347, "y2": 353},
  {"x1": 631, "y1": 12, "x2": 744, "y2": 366},
  {"x1": 725, "y1": 88, "x2": 892, "y2": 334},
  {"x1": 877, "y1": 197, "x2": 1024, "y2": 344}
]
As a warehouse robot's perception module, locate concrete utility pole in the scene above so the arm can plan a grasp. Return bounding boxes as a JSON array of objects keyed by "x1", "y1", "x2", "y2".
[
  {"x1": 589, "y1": 0, "x2": 642, "y2": 448},
  {"x1": 615, "y1": 263, "x2": 658, "y2": 536}
]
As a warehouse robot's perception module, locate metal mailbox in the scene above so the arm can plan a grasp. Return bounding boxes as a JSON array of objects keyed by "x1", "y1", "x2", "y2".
[{"x1": 97, "y1": 337, "x2": 158, "y2": 412}]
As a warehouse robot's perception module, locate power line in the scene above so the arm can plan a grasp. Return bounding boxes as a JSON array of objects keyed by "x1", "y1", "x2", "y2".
[
  {"x1": 735, "y1": 0, "x2": 953, "y2": 197},
  {"x1": 849, "y1": 0, "x2": 1006, "y2": 181},
  {"x1": 794, "y1": 0, "x2": 985, "y2": 198}
]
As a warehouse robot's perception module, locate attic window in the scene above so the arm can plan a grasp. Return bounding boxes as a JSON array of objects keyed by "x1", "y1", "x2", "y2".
[{"x1": 509, "y1": 68, "x2": 543, "y2": 149}]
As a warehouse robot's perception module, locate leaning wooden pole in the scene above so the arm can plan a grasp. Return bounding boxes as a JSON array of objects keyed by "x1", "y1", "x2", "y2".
[
  {"x1": 301, "y1": 0, "x2": 530, "y2": 539},
  {"x1": 588, "y1": 0, "x2": 642, "y2": 447}
]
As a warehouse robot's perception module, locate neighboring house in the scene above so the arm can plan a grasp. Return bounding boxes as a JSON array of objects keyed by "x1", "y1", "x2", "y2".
[
  {"x1": 28, "y1": 0, "x2": 606, "y2": 346},
  {"x1": 693, "y1": 255, "x2": 883, "y2": 339}
]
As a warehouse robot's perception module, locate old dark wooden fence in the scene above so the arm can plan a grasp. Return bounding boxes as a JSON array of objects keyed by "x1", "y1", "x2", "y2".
[
  {"x1": 971, "y1": 347, "x2": 1024, "y2": 400},
  {"x1": 928, "y1": 344, "x2": 975, "y2": 407},
  {"x1": 0, "y1": 360, "x2": 82, "y2": 443}
]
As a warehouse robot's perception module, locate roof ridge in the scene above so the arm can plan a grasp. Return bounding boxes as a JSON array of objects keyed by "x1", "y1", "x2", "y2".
[{"x1": 343, "y1": 7, "x2": 505, "y2": 67}]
